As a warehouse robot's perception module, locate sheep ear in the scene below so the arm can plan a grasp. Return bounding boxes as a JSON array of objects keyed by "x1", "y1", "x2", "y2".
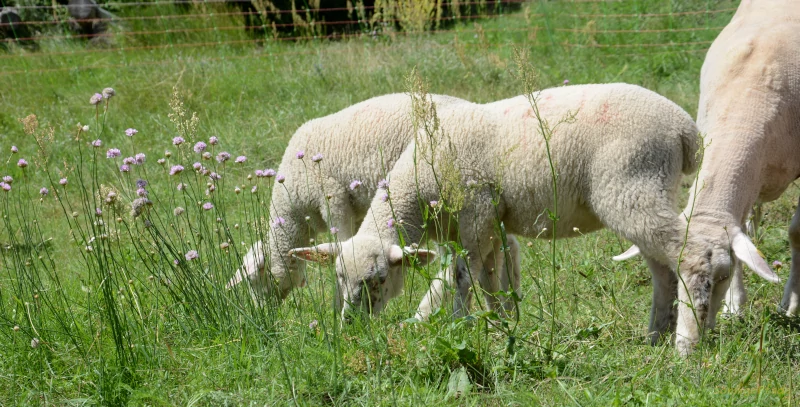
[
  {"x1": 289, "y1": 243, "x2": 339, "y2": 265},
  {"x1": 613, "y1": 245, "x2": 641, "y2": 261},
  {"x1": 731, "y1": 230, "x2": 780, "y2": 283},
  {"x1": 387, "y1": 245, "x2": 438, "y2": 266}
]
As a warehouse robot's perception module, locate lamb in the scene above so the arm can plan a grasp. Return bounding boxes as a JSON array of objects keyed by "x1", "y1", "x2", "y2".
[
  {"x1": 615, "y1": 0, "x2": 796, "y2": 328},
  {"x1": 290, "y1": 82, "x2": 739, "y2": 354},
  {"x1": 225, "y1": 93, "x2": 522, "y2": 318}
]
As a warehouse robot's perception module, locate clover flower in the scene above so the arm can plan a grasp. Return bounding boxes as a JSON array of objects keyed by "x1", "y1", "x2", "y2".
[
  {"x1": 349, "y1": 180, "x2": 362, "y2": 190},
  {"x1": 311, "y1": 153, "x2": 323, "y2": 163},
  {"x1": 202, "y1": 202, "x2": 213, "y2": 211},
  {"x1": 209, "y1": 136, "x2": 219, "y2": 145},
  {"x1": 136, "y1": 188, "x2": 148, "y2": 197},
  {"x1": 120, "y1": 165, "x2": 130, "y2": 172},
  {"x1": 193, "y1": 162, "x2": 203, "y2": 171},
  {"x1": 59, "y1": 178, "x2": 68, "y2": 186},
  {"x1": 40, "y1": 187, "x2": 48, "y2": 196},
  {"x1": 264, "y1": 169, "x2": 276, "y2": 178},
  {"x1": 387, "y1": 218, "x2": 395, "y2": 229},
  {"x1": 330, "y1": 227, "x2": 339, "y2": 235},
  {"x1": 3, "y1": 176, "x2": 12, "y2": 183},
  {"x1": 90, "y1": 93, "x2": 103, "y2": 105},
  {"x1": 235, "y1": 156, "x2": 247, "y2": 164},
  {"x1": 125, "y1": 128, "x2": 138, "y2": 137},
  {"x1": 102, "y1": 88, "x2": 116, "y2": 98},
  {"x1": 0, "y1": 182, "x2": 9, "y2": 192},
  {"x1": 172, "y1": 137, "x2": 185, "y2": 146},
  {"x1": 17, "y1": 159, "x2": 28, "y2": 168},
  {"x1": 177, "y1": 183, "x2": 185, "y2": 191},
  {"x1": 378, "y1": 179, "x2": 389, "y2": 189},
  {"x1": 170, "y1": 165, "x2": 184, "y2": 176},
  {"x1": 10, "y1": 146, "x2": 18, "y2": 153},
  {"x1": 107, "y1": 148, "x2": 121, "y2": 158},
  {"x1": 135, "y1": 153, "x2": 145, "y2": 164},
  {"x1": 216, "y1": 152, "x2": 231, "y2": 163},
  {"x1": 136, "y1": 179, "x2": 148, "y2": 188},
  {"x1": 122, "y1": 157, "x2": 135, "y2": 165},
  {"x1": 277, "y1": 174, "x2": 285, "y2": 183},
  {"x1": 185, "y1": 250, "x2": 199, "y2": 261},
  {"x1": 193, "y1": 142, "x2": 207, "y2": 153},
  {"x1": 92, "y1": 139, "x2": 102, "y2": 147},
  {"x1": 296, "y1": 150, "x2": 305, "y2": 159},
  {"x1": 272, "y1": 217, "x2": 286, "y2": 227}
]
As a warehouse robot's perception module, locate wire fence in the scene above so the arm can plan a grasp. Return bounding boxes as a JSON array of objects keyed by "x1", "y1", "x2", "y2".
[{"x1": 0, "y1": 0, "x2": 737, "y2": 77}]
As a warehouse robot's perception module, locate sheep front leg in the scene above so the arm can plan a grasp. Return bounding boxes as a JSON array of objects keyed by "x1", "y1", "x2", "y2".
[
  {"x1": 780, "y1": 197, "x2": 800, "y2": 315},
  {"x1": 498, "y1": 235, "x2": 522, "y2": 314},
  {"x1": 645, "y1": 257, "x2": 678, "y2": 345}
]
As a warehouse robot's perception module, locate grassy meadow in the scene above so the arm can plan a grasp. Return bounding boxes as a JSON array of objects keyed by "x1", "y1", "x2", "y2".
[{"x1": 1, "y1": 0, "x2": 799, "y2": 404}]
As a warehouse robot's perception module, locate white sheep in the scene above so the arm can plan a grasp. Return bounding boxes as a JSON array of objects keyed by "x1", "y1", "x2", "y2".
[
  {"x1": 290, "y1": 83, "x2": 733, "y2": 354},
  {"x1": 225, "y1": 93, "x2": 521, "y2": 318},
  {"x1": 615, "y1": 0, "x2": 795, "y2": 330}
]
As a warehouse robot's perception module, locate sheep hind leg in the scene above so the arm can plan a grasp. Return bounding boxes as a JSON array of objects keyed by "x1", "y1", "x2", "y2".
[
  {"x1": 645, "y1": 256, "x2": 678, "y2": 345},
  {"x1": 780, "y1": 196, "x2": 800, "y2": 316},
  {"x1": 495, "y1": 235, "x2": 522, "y2": 316}
]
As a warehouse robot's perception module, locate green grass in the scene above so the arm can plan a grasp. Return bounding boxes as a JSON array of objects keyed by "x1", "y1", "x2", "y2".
[{"x1": 1, "y1": 0, "x2": 800, "y2": 405}]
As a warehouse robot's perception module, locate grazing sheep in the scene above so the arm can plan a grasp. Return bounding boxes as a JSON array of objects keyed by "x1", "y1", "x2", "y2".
[
  {"x1": 290, "y1": 83, "x2": 731, "y2": 354},
  {"x1": 616, "y1": 0, "x2": 796, "y2": 327},
  {"x1": 226, "y1": 93, "x2": 521, "y2": 319}
]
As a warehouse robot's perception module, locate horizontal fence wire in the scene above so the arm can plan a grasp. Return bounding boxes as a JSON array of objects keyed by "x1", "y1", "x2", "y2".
[{"x1": 0, "y1": 0, "x2": 734, "y2": 76}]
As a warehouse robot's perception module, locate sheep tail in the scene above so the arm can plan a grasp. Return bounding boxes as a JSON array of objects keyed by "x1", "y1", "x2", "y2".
[{"x1": 680, "y1": 125, "x2": 701, "y2": 175}]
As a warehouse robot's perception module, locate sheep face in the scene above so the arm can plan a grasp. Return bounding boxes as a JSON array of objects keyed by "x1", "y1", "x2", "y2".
[{"x1": 289, "y1": 237, "x2": 437, "y2": 320}]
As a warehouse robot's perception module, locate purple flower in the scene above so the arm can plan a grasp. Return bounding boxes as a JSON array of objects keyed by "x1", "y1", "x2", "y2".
[
  {"x1": 136, "y1": 188, "x2": 148, "y2": 197},
  {"x1": 59, "y1": 178, "x2": 68, "y2": 186},
  {"x1": 120, "y1": 165, "x2": 130, "y2": 173},
  {"x1": 296, "y1": 150, "x2": 305, "y2": 160},
  {"x1": 378, "y1": 179, "x2": 389, "y2": 189},
  {"x1": 349, "y1": 180, "x2": 362, "y2": 190},
  {"x1": 773, "y1": 260, "x2": 783, "y2": 269},
  {"x1": 430, "y1": 200, "x2": 439, "y2": 208},
  {"x1": 216, "y1": 152, "x2": 231, "y2": 163},
  {"x1": 379, "y1": 192, "x2": 388, "y2": 202},
  {"x1": 172, "y1": 137, "x2": 185, "y2": 146},
  {"x1": 39, "y1": 187, "x2": 48, "y2": 196},
  {"x1": 136, "y1": 179, "x2": 148, "y2": 188},
  {"x1": 17, "y1": 159, "x2": 28, "y2": 168},
  {"x1": 170, "y1": 165, "x2": 184, "y2": 176},
  {"x1": 95, "y1": 207, "x2": 102, "y2": 216},
  {"x1": 235, "y1": 156, "x2": 247, "y2": 164},
  {"x1": 125, "y1": 128, "x2": 138, "y2": 137},
  {"x1": 202, "y1": 202, "x2": 213, "y2": 211},
  {"x1": 254, "y1": 169, "x2": 264, "y2": 178},
  {"x1": 134, "y1": 153, "x2": 146, "y2": 164},
  {"x1": 209, "y1": 172, "x2": 221, "y2": 181},
  {"x1": 157, "y1": 158, "x2": 166, "y2": 165},
  {"x1": 264, "y1": 169, "x2": 276, "y2": 178},
  {"x1": 10, "y1": 146, "x2": 18, "y2": 154},
  {"x1": 193, "y1": 162, "x2": 203, "y2": 171},
  {"x1": 3, "y1": 176, "x2": 12, "y2": 183},
  {"x1": 106, "y1": 148, "x2": 121, "y2": 159},
  {"x1": 309, "y1": 319, "x2": 318, "y2": 330},
  {"x1": 185, "y1": 250, "x2": 199, "y2": 261},
  {"x1": 563, "y1": 79, "x2": 570, "y2": 85},
  {"x1": 208, "y1": 136, "x2": 219, "y2": 145},
  {"x1": 272, "y1": 217, "x2": 286, "y2": 228},
  {"x1": 311, "y1": 153, "x2": 323, "y2": 163},
  {"x1": 276, "y1": 174, "x2": 286, "y2": 183},
  {"x1": 92, "y1": 139, "x2": 102, "y2": 148},
  {"x1": 122, "y1": 157, "x2": 135, "y2": 165},
  {"x1": 0, "y1": 182, "x2": 9, "y2": 192},
  {"x1": 173, "y1": 259, "x2": 180, "y2": 266},
  {"x1": 193, "y1": 142, "x2": 207, "y2": 153},
  {"x1": 330, "y1": 227, "x2": 339, "y2": 235},
  {"x1": 90, "y1": 93, "x2": 103, "y2": 105},
  {"x1": 251, "y1": 185, "x2": 257, "y2": 193},
  {"x1": 387, "y1": 218, "x2": 395, "y2": 229}
]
